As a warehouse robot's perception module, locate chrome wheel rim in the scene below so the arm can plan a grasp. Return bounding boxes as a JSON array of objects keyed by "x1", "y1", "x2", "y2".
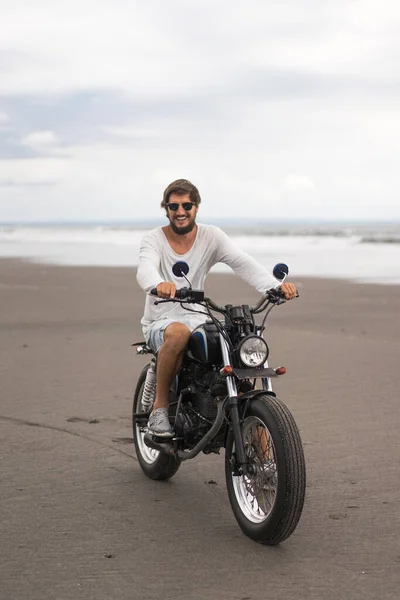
[
  {"x1": 231, "y1": 416, "x2": 278, "y2": 523},
  {"x1": 134, "y1": 382, "x2": 160, "y2": 464}
]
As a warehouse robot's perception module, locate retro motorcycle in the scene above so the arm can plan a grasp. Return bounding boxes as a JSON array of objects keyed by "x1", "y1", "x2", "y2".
[{"x1": 132, "y1": 264, "x2": 306, "y2": 545}]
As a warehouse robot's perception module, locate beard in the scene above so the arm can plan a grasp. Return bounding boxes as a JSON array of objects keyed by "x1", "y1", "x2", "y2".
[{"x1": 169, "y1": 217, "x2": 196, "y2": 236}]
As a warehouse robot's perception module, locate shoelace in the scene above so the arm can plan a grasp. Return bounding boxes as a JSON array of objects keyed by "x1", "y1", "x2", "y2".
[{"x1": 151, "y1": 409, "x2": 169, "y2": 427}]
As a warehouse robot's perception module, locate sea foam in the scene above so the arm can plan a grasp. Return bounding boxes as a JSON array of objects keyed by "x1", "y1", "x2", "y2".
[{"x1": 0, "y1": 224, "x2": 400, "y2": 284}]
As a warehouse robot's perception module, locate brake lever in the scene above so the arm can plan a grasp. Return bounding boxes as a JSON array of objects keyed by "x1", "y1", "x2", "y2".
[
  {"x1": 274, "y1": 291, "x2": 299, "y2": 304},
  {"x1": 154, "y1": 298, "x2": 180, "y2": 305}
]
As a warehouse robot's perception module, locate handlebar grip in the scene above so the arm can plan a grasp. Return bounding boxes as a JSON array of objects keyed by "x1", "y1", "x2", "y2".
[
  {"x1": 277, "y1": 288, "x2": 300, "y2": 298},
  {"x1": 149, "y1": 287, "x2": 204, "y2": 301},
  {"x1": 175, "y1": 288, "x2": 192, "y2": 299},
  {"x1": 278, "y1": 289, "x2": 299, "y2": 299},
  {"x1": 266, "y1": 287, "x2": 299, "y2": 301},
  {"x1": 149, "y1": 287, "x2": 190, "y2": 299}
]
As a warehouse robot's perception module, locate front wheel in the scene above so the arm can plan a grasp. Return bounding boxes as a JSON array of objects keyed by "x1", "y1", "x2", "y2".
[
  {"x1": 132, "y1": 365, "x2": 180, "y2": 480},
  {"x1": 225, "y1": 394, "x2": 306, "y2": 545}
]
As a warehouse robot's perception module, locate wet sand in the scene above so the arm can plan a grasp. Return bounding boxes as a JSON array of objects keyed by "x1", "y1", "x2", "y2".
[{"x1": 1, "y1": 258, "x2": 400, "y2": 600}]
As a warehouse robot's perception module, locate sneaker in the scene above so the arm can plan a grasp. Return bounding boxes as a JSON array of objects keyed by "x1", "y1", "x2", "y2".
[{"x1": 147, "y1": 408, "x2": 174, "y2": 438}]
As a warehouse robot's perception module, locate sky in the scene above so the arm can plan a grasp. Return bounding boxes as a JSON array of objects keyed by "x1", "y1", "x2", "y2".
[{"x1": 0, "y1": 0, "x2": 399, "y2": 223}]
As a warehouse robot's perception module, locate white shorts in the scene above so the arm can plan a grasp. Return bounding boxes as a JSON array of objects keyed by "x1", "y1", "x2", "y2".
[
  {"x1": 144, "y1": 319, "x2": 177, "y2": 352},
  {"x1": 143, "y1": 315, "x2": 206, "y2": 352}
]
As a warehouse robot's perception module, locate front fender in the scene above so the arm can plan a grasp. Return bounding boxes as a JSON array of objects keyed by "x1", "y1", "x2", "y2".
[
  {"x1": 239, "y1": 389, "x2": 276, "y2": 401},
  {"x1": 239, "y1": 389, "x2": 276, "y2": 419},
  {"x1": 223, "y1": 389, "x2": 276, "y2": 448}
]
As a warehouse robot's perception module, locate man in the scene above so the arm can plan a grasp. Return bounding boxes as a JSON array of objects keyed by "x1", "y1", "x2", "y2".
[{"x1": 136, "y1": 179, "x2": 297, "y2": 437}]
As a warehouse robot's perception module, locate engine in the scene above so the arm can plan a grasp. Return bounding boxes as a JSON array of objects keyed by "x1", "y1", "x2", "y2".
[{"x1": 174, "y1": 362, "x2": 227, "y2": 450}]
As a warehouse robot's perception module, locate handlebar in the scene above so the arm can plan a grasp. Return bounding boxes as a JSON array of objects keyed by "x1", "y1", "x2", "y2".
[{"x1": 150, "y1": 286, "x2": 297, "y2": 311}]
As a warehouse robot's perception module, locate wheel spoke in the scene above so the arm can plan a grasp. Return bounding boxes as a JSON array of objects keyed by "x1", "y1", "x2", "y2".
[{"x1": 231, "y1": 416, "x2": 278, "y2": 524}]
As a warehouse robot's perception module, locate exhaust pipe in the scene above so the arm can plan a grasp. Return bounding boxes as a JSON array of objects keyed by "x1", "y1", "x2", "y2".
[{"x1": 177, "y1": 399, "x2": 225, "y2": 461}]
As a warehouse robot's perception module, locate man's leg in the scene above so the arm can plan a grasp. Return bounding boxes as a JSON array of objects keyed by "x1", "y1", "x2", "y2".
[{"x1": 148, "y1": 322, "x2": 191, "y2": 436}]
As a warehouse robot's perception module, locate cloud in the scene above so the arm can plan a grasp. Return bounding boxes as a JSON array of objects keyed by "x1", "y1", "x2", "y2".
[
  {"x1": 1, "y1": 0, "x2": 398, "y2": 98},
  {"x1": 102, "y1": 127, "x2": 160, "y2": 140},
  {"x1": 1, "y1": 0, "x2": 400, "y2": 221},
  {"x1": 0, "y1": 157, "x2": 71, "y2": 186},
  {"x1": 0, "y1": 112, "x2": 11, "y2": 131},
  {"x1": 21, "y1": 130, "x2": 58, "y2": 150},
  {"x1": 283, "y1": 174, "x2": 315, "y2": 192}
]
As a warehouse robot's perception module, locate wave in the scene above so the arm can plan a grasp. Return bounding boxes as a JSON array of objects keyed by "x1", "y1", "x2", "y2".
[
  {"x1": 360, "y1": 236, "x2": 400, "y2": 244},
  {"x1": 3, "y1": 228, "x2": 400, "y2": 245},
  {"x1": 1, "y1": 224, "x2": 400, "y2": 284},
  {"x1": 222, "y1": 227, "x2": 356, "y2": 237},
  {"x1": 2, "y1": 223, "x2": 400, "y2": 244}
]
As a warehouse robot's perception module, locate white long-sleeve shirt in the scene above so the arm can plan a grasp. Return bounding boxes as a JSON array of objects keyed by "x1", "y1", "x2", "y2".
[{"x1": 136, "y1": 224, "x2": 278, "y2": 335}]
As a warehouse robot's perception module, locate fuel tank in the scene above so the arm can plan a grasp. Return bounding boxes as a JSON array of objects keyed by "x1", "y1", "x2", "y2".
[{"x1": 187, "y1": 322, "x2": 222, "y2": 364}]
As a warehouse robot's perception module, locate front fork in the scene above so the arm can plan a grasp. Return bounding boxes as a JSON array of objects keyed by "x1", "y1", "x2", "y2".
[{"x1": 219, "y1": 334, "x2": 254, "y2": 475}]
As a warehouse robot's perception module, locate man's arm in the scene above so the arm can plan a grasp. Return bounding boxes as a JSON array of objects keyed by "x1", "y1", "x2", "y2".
[
  {"x1": 136, "y1": 236, "x2": 177, "y2": 298},
  {"x1": 211, "y1": 227, "x2": 297, "y2": 300},
  {"x1": 212, "y1": 227, "x2": 279, "y2": 292},
  {"x1": 136, "y1": 236, "x2": 164, "y2": 292}
]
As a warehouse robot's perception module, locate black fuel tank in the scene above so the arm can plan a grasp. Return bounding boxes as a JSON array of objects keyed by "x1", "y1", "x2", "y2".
[{"x1": 187, "y1": 322, "x2": 222, "y2": 364}]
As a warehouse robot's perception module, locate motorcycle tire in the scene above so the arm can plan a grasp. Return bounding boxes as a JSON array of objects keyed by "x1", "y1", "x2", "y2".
[
  {"x1": 225, "y1": 394, "x2": 306, "y2": 545},
  {"x1": 132, "y1": 364, "x2": 180, "y2": 481}
]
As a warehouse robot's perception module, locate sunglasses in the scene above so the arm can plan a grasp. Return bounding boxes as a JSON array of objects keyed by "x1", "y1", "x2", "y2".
[{"x1": 167, "y1": 202, "x2": 195, "y2": 211}]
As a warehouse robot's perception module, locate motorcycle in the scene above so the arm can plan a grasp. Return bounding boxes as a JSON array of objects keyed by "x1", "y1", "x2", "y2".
[{"x1": 132, "y1": 263, "x2": 306, "y2": 545}]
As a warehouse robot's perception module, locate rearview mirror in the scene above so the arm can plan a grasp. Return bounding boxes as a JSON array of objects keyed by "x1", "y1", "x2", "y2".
[{"x1": 273, "y1": 263, "x2": 289, "y2": 281}]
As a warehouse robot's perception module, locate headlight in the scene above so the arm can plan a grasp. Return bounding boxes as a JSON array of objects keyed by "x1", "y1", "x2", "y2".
[{"x1": 238, "y1": 336, "x2": 268, "y2": 368}]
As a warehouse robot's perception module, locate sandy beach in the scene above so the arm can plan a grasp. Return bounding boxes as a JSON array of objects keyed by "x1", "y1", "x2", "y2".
[{"x1": 1, "y1": 258, "x2": 400, "y2": 600}]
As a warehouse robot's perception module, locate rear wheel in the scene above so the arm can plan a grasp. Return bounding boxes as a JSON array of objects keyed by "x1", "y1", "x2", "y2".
[
  {"x1": 132, "y1": 365, "x2": 180, "y2": 480},
  {"x1": 225, "y1": 394, "x2": 306, "y2": 545}
]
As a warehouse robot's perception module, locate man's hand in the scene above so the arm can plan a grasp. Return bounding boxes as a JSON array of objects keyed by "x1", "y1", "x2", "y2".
[
  {"x1": 156, "y1": 281, "x2": 177, "y2": 299},
  {"x1": 280, "y1": 282, "x2": 297, "y2": 300}
]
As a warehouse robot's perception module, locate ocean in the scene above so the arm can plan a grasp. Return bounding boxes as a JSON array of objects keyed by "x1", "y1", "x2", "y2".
[{"x1": 1, "y1": 221, "x2": 400, "y2": 285}]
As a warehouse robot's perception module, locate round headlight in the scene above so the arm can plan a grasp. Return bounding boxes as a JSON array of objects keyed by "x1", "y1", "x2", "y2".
[{"x1": 238, "y1": 336, "x2": 268, "y2": 368}]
